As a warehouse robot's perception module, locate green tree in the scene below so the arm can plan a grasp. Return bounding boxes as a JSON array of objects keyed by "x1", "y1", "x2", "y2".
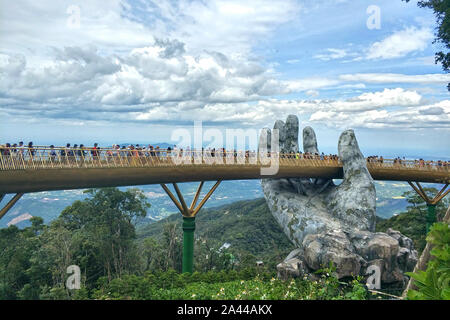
[
  {"x1": 54, "y1": 188, "x2": 150, "y2": 285},
  {"x1": 0, "y1": 217, "x2": 45, "y2": 299},
  {"x1": 404, "y1": 0, "x2": 450, "y2": 90},
  {"x1": 403, "y1": 187, "x2": 449, "y2": 220},
  {"x1": 162, "y1": 222, "x2": 182, "y2": 272},
  {"x1": 140, "y1": 237, "x2": 166, "y2": 272},
  {"x1": 194, "y1": 238, "x2": 237, "y2": 272},
  {"x1": 377, "y1": 187, "x2": 449, "y2": 253}
]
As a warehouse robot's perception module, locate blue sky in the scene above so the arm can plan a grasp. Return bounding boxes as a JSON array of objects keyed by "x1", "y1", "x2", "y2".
[{"x1": 0, "y1": 0, "x2": 449, "y2": 157}]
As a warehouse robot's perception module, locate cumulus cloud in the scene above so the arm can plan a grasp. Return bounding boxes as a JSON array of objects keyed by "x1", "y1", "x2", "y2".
[
  {"x1": 1, "y1": 41, "x2": 308, "y2": 124},
  {"x1": 0, "y1": 42, "x2": 275, "y2": 106},
  {"x1": 2, "y1": 40, "x2": 448, "y2": 132},
  {"x1": 308, "y1": 99, "x2": 450, "y2": 130},
  {"x1": 1, "y1": 1, "x2": 449, "y2": 135},
  {"x1": 7, "y1": 37, "x2": 408, "y2": 118},
  {"x1": 336, "y1": 88, "x2": 422, "y2": 111},
  {"x1": 366, "y1": 26, "x2": 433, "y2": 60},
  {"x1": 134, "y1": 88, "x2": 435, "y2": 128}
]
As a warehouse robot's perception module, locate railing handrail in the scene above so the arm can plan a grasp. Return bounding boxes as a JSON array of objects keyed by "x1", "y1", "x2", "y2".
[
  {"x1": 0, "y1": 146, "x2": 448, "y2": 172},
  {"x1": 0, "y1": 146, "x2": 448, "y2": 159}
]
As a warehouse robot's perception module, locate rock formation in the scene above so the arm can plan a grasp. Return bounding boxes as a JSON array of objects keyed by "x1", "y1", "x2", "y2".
[{"x1": 260, "y1": 115, "x2": 417, "y2": 286}]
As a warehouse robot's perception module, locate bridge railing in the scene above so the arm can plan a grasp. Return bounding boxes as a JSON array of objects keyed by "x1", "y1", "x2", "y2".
[
  {"x1": 366, "y1": 159, "x2": 448, "y2": 171},
  {"x1": 0, "y1": 146, "x2": 448, "y2": 172}
]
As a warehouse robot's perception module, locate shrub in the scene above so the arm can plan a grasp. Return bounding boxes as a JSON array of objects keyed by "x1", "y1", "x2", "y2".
[{"x1": 406, "y1": 222, "x2": 450, "y2": 300}]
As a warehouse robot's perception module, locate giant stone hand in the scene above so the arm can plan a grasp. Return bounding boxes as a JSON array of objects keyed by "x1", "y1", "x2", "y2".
[
  {"x1": 261, "y1": 115, "x2": 417, "y2": 283},
  {"x1": 261, "y1": 114, "x2": 376, "y2": 245}
]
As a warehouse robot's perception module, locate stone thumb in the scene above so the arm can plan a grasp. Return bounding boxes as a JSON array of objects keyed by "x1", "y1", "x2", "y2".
[{"x1": 330, "y1": 129, "x2": 376, "y2": 231}]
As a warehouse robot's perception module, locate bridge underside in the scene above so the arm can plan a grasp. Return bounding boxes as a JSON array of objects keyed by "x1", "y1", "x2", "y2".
[{"x1": 0, "y1": 165, "x2": 447, "y2": 194}]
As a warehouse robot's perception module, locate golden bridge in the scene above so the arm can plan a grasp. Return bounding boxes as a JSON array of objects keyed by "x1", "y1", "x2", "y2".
[
  {"x1": 0, "y1": 145, "x2": 448, "y2": 273},
  {"x1": 1, "y1": 146, "x2": 448, "y2": 192}
]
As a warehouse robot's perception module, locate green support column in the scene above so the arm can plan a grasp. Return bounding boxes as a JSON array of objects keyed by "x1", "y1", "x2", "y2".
[
  {"x1": 182, "y1": 216, "x2": 196, "y2": 273},
  {"x1": 161, "y1": 181, "x2": 221, "y2": 274},
  {"x1": 426, "y1": 204, "x2": 436, "y2": 234}
]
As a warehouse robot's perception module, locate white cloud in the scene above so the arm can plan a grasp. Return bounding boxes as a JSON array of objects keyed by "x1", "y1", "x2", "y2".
[
  {"x1": 314, "y1": 48, "x2": 348, "y2": 61},
  {"x1": 340, "y1": 73, "x2": 450, "y2": 84},
  {"x1": 1, "y1": 2, "x2": 448, "y2": 135},
  {"x1": 1, "y1": 46, "x2": 438, "y2": 130},
  {"x1": 336, "y1": 88, "x2": 422, "y2": 111},
  {"x1": 308, "y1": 99, "x2": 450, "y2": 130},
  {"x1": 0, "y1": 43, "x2": 293, "y2": 120},
  {"x1": 284, "y1": 77, "x2": 341, "y2": 91},
  {"x1": 306, "y1": 90, "x2": 320, "y2": 97},
  {"x1": 0, "y1": 0, "x2": 301, "y2": 65},
  {"x1": 0, "y1": 0, "x2": 154, "y2": 63},
  {"x1": 335, "y1": 83, "x2": 366, "y2": 89},
  {"x1": 366, "y1": 26, "x2": 433, "y2": 60},
  {"x1": 122, "y1": 0, "x2": 301, "y2": 55}
]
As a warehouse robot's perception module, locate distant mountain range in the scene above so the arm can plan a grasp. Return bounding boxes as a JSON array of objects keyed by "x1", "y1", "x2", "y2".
[{"x1": 0, "y1": 178, "x2": 428, "y2": 229}]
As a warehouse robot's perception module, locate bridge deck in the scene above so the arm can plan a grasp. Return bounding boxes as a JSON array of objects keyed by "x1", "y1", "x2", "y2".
[{"x1": 0, "y1": 147, "x2": 448, "y2": 194}]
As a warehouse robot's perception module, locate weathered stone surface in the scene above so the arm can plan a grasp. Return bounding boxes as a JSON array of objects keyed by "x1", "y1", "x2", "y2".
[
  {"x1": 260, "y1": 115, "x2": 418, "y2": 286},
  {"x1": 303, "y1": 230, "x2": 363, "y2": 279},
  {"x1": 386, "y1": 228, "x2": 415, "y2": 251},
  {"x1": 284, "y1": 248, "x2": 304, "y2": 261},
  {"x1": 326, "y1": 129, "x2": 376, "y2": 232},
  {"x1": 277, "y1": 258, "x2": 308, "y2": 280},
  {"x1": 284, "y1": 115, "x2": 299, "y2": 154},
  {"x1": 397, "y1": 247, "x2": 418, "y2": 273},
  {"x1": 303, "y1": 126, "x2": 319, "y2": 154},
  {"x1": 261, "y1": 116, "x2": 376, "y2": 246}
]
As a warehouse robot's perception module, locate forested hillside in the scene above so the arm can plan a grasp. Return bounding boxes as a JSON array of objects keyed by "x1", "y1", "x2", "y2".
[
  {"x1": 376, "y1": 188, "x2": 449, "y2": 254},
  {"x1": 0, "y1": 186, "x2": 447, "y2": 300},
  {"x1": 137, "y1": 198, "x2": 295, "y2": 266}
]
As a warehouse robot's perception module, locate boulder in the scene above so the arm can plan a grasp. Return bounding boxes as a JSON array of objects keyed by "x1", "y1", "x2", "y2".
[
  {"x1": 303, "y1": 230, "x2": 363, "y2": 279},
  {"x1": 277, "y1": 258, "x2": 309, "y2": 280}
]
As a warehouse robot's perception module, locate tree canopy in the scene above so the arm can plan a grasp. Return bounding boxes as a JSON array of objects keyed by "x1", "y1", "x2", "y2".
[{"x1": 404, "y1": 0, "x2": 450, "y2": 90}]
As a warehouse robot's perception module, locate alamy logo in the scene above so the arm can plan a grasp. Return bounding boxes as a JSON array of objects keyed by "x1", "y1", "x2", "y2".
[
  {"x1": 66, "y1": 265, "x2": 81, "y2": 290},
  {"x1": 366, "y1": 5, "x2": 381, "y2": 30},
  {"x1": 170, "y1": 121, "x2": 280, "y2": 175},
  {"x1": 66, "y1": 5, "x2": 81, "y2": 29},
  {"x1": 366, "y1": 264, "x2": 381, "y2": 290}
]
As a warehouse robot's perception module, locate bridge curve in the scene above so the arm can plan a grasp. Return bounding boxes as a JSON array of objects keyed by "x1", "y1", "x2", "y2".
[{"x1": 0, "y1": 146, "x2": 448, "y2": 194}]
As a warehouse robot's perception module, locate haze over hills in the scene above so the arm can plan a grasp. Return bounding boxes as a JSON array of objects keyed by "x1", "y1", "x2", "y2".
[{"x1": 2, "y1": 178, "x2": 440, "y2": 229}]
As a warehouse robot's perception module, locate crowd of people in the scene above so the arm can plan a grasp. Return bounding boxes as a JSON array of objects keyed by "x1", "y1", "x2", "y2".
[
  {"x1": 366, "y1": 155, "x2": 449, "y2": 168},
  {"x1": 0, "y1": 142, "x2": 448, "y2": 168},
  {"x1": 367, "y1": 155, "x2": 384, "y2": 163},
  {"x1": 0, "y1": 141, "x2": 36, "y2": 157}
]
